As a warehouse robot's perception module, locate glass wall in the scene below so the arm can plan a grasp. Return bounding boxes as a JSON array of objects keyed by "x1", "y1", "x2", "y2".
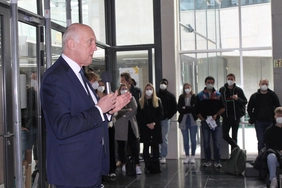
[
  {"x1": 116, "y1": 51, "x2": 150, "y2": 89},
  {"x1": 241, "y1": 3, "x2": 271, "y2": 48},
  {"x1": 51, "y1": 29, "x2": 63, "y2": 63},
  {"x1": 179, "y1": 0, "x2": 272, "y2": 158},
  {"x1": 115, "y1": 0, "x2": 154, "y2": 45},
  {"x1": 18, "y1": 0, "x2": 37, "y2": 14},
  {"x1": 82, "y1": 0, "x2": 106, "y2": 44}
]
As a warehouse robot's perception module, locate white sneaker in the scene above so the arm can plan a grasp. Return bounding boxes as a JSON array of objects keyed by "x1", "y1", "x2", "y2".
[
  {"x1": 203, "y1": 161, "x2": 212, "y2": 167},
  {"x1": 214, "y1": 162, "x2": 222, "y2": 168},
  {"x1": 183, "y1": 156, "x2": 190, "y2": 164},
  {"x1": 160, "y1": 157, "x2": 166, "y2": 164},
  {"x1": 189, "y1": 156, "x2": 195, "y2": 163},
  {"x1": 122, "y1": 165, "x2": 126, "y2": 172},
  {"x1": 270, "y1": 177, "x2": 278, "y2": 188},
  {"x1": 136, "y1": 166, "x2": 142, "y2": 175}
]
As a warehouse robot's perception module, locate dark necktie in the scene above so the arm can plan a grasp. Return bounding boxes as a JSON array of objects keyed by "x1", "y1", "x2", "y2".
[{"x1": 79, "y1": 69, "x2": 97, "y2": 104}]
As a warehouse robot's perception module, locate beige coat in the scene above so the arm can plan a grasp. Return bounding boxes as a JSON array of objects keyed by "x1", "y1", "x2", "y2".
[{"x1": 114, "y1": 97, "x2": 139, "y2": 141}]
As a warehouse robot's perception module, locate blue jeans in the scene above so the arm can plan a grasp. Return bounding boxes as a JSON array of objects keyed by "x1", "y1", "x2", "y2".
[
  {"x1": 181, "y1": 115, "x2": 197, "y2": 156},
  {"x1": 254, "y1": 121, "x2": 272, "y2": 154},
  {"x1": 159, "y1": 118, "x2": 170, "y2": 158},
  {"x1": 201, "y1": 119, "x2": 221, "y2": 163},
  {"x1": 21, "y1": 126, "x2": 38, "y2": 161},
  {"x1": 267, "y1": 153, "x2": 279, "y2": 180}
]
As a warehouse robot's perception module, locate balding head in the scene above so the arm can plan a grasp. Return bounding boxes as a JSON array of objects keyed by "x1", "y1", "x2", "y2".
[{"x1": 62, "y1": 23, "x2": 97, "y2": 67}]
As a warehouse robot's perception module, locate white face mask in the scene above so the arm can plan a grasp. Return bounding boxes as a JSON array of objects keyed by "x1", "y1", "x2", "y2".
[
  {"x1": 120, "y1": 89, "x2": 128, "y2": 95},
  {"x1": 185, "y1": 88, "x2": 191, "y2": 94},
  {"x1": 31, "y1": 79, "x2": 38, "y2": 90},
  {"x1": 227, "y1": 80, "x2": 234, "y2": 86},
  {"x1": 276, "y1": 117, "x2": 282, "y2": 124},
  {"x1": 206, "y1": 84, "x2": 214, "y2": 90},
  {"x1": 97, "y1": 86, "x2": 105, "y2": 93},
  {"x1": 146, "y1": 89, "x2": 153, "y2": 97},
  {"x1": 160, "y1": 84, "x2": 167, "y2": 90},
  {"x1": 260, "y1": 85, "x2": 268, "y2": 91},
  {"x1": 92, "y1": 81, "x2": 99, "y2": 90}
]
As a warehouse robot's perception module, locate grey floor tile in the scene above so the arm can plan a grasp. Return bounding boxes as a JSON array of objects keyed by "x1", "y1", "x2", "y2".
[{"x1": 102, "y1": 159, "x2": 267, "y2": 188}]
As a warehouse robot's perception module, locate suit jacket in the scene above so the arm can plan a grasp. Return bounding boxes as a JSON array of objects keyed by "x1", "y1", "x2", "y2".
[{"x1": 40, "y1": 56, "x2": 109, "y2": 186}]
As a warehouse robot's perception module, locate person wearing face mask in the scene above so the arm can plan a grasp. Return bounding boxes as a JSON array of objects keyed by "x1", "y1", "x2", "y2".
[
  {"x1": 219, "y1": 73, "x2": 247, "y2": 152},
  {"x1": 137, "y1": 83, "x2": 163, "y2": 174},
  {"x1": 247, "y1": 78, "x2": 280, "y2": 154},
  {"x1": 156, "y1": 78, "x2": 177, "y2": 164},
  {"x1": 114, "y1": 83, "x2": 142, "y2": 175},
  {"x1": 254, "y1": 107, "x2": 282, "y2": 188},
  {"x1": 195, "y1": 76, "x2": 225, "y2": 168},
  {"x1": 97, "y1": 80, "x2": 106, "y2": 99},
  {"x1": 86, "y1": 72, "x2": 100, "y2": 90},
  {"x1": 120, "y1": 72, "x2": 142, "y2": 104},
  {"x1": 177, "y1": 83, "x2": 198, "y2": 164}
]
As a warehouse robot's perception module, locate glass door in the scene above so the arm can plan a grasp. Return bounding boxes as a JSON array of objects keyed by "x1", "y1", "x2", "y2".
[
  {"x1": 0, "y1": 5, "x2": 14, "y2": 187},
  {"x1": 0, "y1": 15, "x2": 4, "y2": 188},
  {"x1": 19, "y1": 22, "x2": 40, "y2": 188}
]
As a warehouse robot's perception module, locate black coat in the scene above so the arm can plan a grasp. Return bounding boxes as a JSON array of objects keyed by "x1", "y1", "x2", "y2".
[
  {"x1": 219, "y1": 83, "x2": 247, "y2": 119},
  {"x1": 177, "y1": 94, "x2": 197, "y2": 123},
  {"x1": 137, "y1": 98, "x2": 163, "y2": 144},
  {"x1": 247, "y1": 89, "x2": 280, "y2": 124},
  {"x1": 157, "y1": 90, "x2": 177, "y2": 120}
]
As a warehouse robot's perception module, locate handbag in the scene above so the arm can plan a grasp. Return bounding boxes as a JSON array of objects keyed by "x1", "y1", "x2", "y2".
[
  {"x1": 125, "y1": 156, "x2": 136, "y2": 176},
  {"x1": 146, "y1": 157, "x2": 161, "y2": 174}
]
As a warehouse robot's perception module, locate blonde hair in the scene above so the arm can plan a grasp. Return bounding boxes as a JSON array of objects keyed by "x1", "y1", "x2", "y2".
[
  {"x1": 274, "y1": 107, "x2": 282, "y2": 114},
  {"x1": 86, "y1": 72, "x2": 100, "y2": 82},
  {"x1": 139, "y1": 83, "x2": 159, "y2": 109},
  {"x1": 182, "y1": 82, "x2": 194, "y2": 95}
]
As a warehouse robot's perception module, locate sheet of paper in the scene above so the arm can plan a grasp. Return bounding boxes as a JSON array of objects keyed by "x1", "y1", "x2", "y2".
[{"x1": 206, "y1": 116, "x2": 217, "y2": 130}]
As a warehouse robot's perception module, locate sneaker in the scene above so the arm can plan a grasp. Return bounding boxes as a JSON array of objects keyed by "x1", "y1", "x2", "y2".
[
  {"x1": 214, "y1": 162, "x2": 222, "y2": 168},
  {"x1": 189, "y1": 156, "x2": 195, "y2": 164},
  {"x1": 183, "y1": 156, "x2": 190, "y2": 164},
  {"x1": 122, "y1": 165, "x2": 126, "y2": 172},
  {"x1": 203, "y1": 161, "x2": 212, "y2": 167},
  {"x1": 101, "y1": 184, "x2": 104, "y2": 188},
  {"x1": 160, "y1": 157, "x2": 166, "y2": 164},
  {"x1": 108, "y1": 173, "x2": 116, "y2": 177},
  {"x1": 136, "y1": 166, "x2": 142, "y2": 175},
  {"x1": 270, "y1": 177, "x2": 278, "y2": 188}
]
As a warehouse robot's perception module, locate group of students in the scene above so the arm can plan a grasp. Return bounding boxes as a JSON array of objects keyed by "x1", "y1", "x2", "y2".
[
  {"x1": 40, "y1": 24, "x2": 281, "y2": 188},
  {"x1": 101, "y1": 72, "x2": 281, "y2": 188}
]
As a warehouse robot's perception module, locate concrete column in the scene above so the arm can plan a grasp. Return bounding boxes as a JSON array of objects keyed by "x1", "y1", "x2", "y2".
[
  {"x1": 272, "y1": 0, "x2": 282, "y2": 102},
  {"x1": 161, "y1": 0, "x2": 181, "y2": 159}
]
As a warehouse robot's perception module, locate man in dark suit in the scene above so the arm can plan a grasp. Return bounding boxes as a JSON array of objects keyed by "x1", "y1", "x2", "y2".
[{"x1": 40, "y1": 23, "x2": 131, "y2": 188}]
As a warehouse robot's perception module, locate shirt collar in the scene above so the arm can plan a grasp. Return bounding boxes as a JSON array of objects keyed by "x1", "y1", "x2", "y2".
[{"x1": 62, "y1": 54, "x2": 81, "y2": 75}]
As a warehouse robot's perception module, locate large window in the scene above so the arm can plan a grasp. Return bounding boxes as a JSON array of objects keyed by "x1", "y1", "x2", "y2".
[
  {"x1": 115, "y1": 0, "x2": 154, "y2": 45},
  {"x1": 179, "y1": 0, "x2": 272, "y2": 158}
]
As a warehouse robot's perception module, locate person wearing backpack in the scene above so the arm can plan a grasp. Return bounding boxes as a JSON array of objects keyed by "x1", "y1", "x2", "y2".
[
  {"x1": 219, "y1": 73, "x2": 248, "y2": 151},
  {"x1": 247, "y1": 78, "x2": 280, "y2": 154}
]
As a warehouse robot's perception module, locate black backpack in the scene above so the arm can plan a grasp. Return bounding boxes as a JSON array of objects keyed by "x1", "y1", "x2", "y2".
[
  {"x1": 225, "y1": 147, "x2": 246, "y2": 176},
  {"x1": 146, "y1": 157, "x2": 161, "y2": 174},
  {"x1": 125, "y1": 156, "x2": 136, "y2": 176}
]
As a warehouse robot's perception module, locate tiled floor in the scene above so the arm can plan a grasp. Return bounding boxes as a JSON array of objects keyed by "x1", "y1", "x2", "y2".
[{"x1": 103, "y1": 159, "x2": 267, "y2": 188}]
